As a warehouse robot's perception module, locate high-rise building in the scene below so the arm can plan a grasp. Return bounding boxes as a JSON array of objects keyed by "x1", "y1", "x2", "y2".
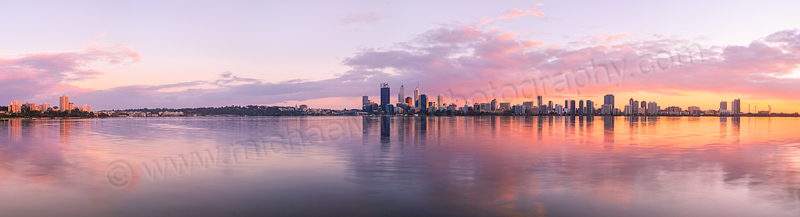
[
  {"x1": 719, "y1": 101, "x2": 727, "y2": 111},
  {"x1": 405, "y1": 97, "x2": 413, "y2": 105},
  {"x1": 537, "y1": 96, "x2": 543, "y2": 107},
  {"x1": 490, "y1": 99, "x2": 497, "y2": 111},
  {"x1": 414, "y1": 83, "x2": 420, "y2": 107},
  {"x1": 437, "y1": 94, "x2": 443, "y2": 107},
  {"x1": 629, "y1": 98, "x2": 639, "y2": 114},
  {"x1": 586, "y1": 100, "x2": 594, "y2": 114},
  {"x1": 419, "y1": 94, "x2": 429, "y2": 112},
  {"x1": 59, "y1": 95, "x2": 70, "y2": 111},
  {"x1": 523, "y1": 101, "x2": 533, "y2": 110},
  {"x1": 398, "y1": 84, "x2": 405, "y2": 103},
  {"x1": 647, "y1": 101, "x2": 659, "y2": 114},
  {"x1": 380, "y1": 83, "x2": 390, "y2": 107},
  {"x1": 548, "y1": 101, "x2": 553, "y2": 112},
  {"x1": 601, "y1": 104, "x2": 613, "y2": 114},
  {"x1": 9, "y1": 100, "x2": 21, "y2": 113},
  {"x1": 499, "y1": 103, "x2": 511, "y2": 111},
  {"x1": 569, "y1": 100, "x2": 576, "y2": 114},
  {"x1": 604, "y1": 94, "x2": 615, "y2": 110},
  {"x1": 641, "y1": 101, "x2": 647, "y2": 110},
  {"x1": 578, "y1": 100, "x2": 584, "y2": 114},
  {"x1": 732, "y1": 98, "x2": 741, "y2": 114}
]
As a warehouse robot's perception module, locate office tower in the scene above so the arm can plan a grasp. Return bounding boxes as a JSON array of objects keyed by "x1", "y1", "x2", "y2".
[
  {"x1": 437, "y1": 94, "x2": 443, "y2": 107},
  {"x1": 569, "y1": 100, "x2": 576, "y2": 114},
  {"x1": 537, "y1": 96, "x2": 543, "y2": 107},
  {"x1": 59, "y1": 95, "x2": 70, "y2": 111},
  {"x1": 419, "y1": 94, "x2": 429, "y2": 112},
  {"x1": 641, "y1": 101, "x2": 647, "y2": 110},
  {"x1": 604, "y1": 94, "x2": 614, "y2": 110},
  {"x1": 405, "y1": 97, "x2": 413, "y2": 105},
  {"x1": 548, "y1": 101, "x2": 553, "y2": 112},
  {"x1": 398, "y1": 84, "x2": 405, "y2": 103},
  {"x1": 499, "y1": 103, "x2": 510, "y2": 111},
  {"x1": 523, "y1": 101, "x2": 533, "y2": 111},
  {"x1": 380, "y1": 83, "x2": 390, "y2": 107},
  {"x1": 586, "y1": 100, "x2": 594, "y2": 114},
  {"x1": 579, "y1": 100, "x2": 584, "y2": 114},
  {"x1": 732, "y1": 98, "x2": 741, "y2": 114},
  {"x1": 9, "y1": 100, "x2": 21, "y2": 113},
  {"x1": 719, "y1": 101, "x2": 727, "y2": 111},
  {"x1": 414, "y1": 83, "x2": 420, "y2": 107},
  {"x1": 633, "y1": 100, "x2": 639, "y2": 114},
  {"x1": 490, "y1": 99, "x2": 497, "y2": 111}
]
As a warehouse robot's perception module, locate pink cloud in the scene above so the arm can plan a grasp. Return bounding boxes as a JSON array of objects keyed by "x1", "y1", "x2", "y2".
[
  {"x1": 5, "y1": 25, "x2": 800, "y2": 111},
  {"x1": 0, "y1": 43, "x2": 140, "y2": 104},
  {"x1": 497, "y1": 4, "x2": 546, "y2": 20}
]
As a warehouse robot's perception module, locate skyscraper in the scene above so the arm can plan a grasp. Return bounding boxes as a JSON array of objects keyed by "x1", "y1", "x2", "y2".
[
  {"x1": 569, "y1": 100, "x2": 576, "y2": 114},
  {"x1": 720, "y1": 101, "x2": 727, "y2": 111},
  {"x1": 490, "y1": 99, "x2": 497, "y2": 111},
  {"x1": 414, "y1": 83, "x2": 420, "y2": 107},
  {"x1": 548, "y1": 101, "x2": 553, "y2": 112},
  {"x1": 579, "y1": 100, "x2": 584, "y2": 114},
  {"x1": 59, "y1": 95, "x2": 69, "y2": 112},
  {"x1": 586, "y1": 100, "x2": 594, "y2": 114},
  {"x1": 419, "y1": 94, "x2": 429, "y2": 112},
  {"x1": 380, "y1": 83, "x2": 390, "y2": 107},
  {"x1": 437, "y1": 94, "x2": 443, "y2": 107},
  {"x1": 398, "y1": 84, "x2": 405, "y2": 103},
  {"x1": 604, "y1": 94, "x2": 615, "y2": 110},
  {"x1": 732, "y1": 98, "x2": 741, "y2": 114},
  {"x1": 641, "y1": 101, "x2": 647, "y2": 110},
  {"x1": 537, "y1": 96, "x2": 543, "y2": 107}
]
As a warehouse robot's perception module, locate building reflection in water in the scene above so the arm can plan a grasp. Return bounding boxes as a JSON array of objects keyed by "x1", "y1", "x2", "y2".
[
  {"x1": 380, "y1": 116, "x2": 390, "y2": 151},
  {"x1": 720, "y1": 116, "x2": 728, "y2": 139},
  {"x1": 603, "y1": 116, "x2": 615, "y2": 145}
]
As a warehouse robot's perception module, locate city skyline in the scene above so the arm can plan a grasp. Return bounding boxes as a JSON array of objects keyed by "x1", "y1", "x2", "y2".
[
  {"x1": 2, "y1": 1, "x2": 800, "y2": 112},
  {"x1": 359, "y1": 82, "x2": 788, "y2": 115}
]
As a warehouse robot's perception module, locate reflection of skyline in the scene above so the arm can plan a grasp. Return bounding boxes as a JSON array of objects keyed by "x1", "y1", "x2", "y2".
[
  {"x1": 349, "y1": 116, "x2": 800, "y2": 216},
  {"x1": 1, "y1": 117, "x2": 799, "y2": 216}
]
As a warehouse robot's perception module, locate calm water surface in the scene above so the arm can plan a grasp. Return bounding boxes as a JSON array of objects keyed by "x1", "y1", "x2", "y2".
[{"x1": 1, "y1": 116, "x2": 799, "y2": 216}]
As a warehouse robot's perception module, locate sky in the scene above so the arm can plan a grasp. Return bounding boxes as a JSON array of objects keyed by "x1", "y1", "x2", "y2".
[{"x1": 2, "y1": 0, "x2": 800, "y2": 112}]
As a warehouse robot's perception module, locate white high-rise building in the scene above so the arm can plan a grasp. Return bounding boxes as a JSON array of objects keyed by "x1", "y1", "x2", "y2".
[{"x1": 398, "y1": 84, "x2": 405, "y2": 103}]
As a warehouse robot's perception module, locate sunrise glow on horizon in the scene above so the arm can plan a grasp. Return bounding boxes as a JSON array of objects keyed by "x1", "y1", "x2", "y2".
[{"x1": 3, "y1": 0, "x2": 800, "y2": 113}]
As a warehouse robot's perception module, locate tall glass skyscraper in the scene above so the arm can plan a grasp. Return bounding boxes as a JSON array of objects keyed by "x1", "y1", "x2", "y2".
[{"x1": 380, "y1": 83, "x2": 390, "y2": 107}]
